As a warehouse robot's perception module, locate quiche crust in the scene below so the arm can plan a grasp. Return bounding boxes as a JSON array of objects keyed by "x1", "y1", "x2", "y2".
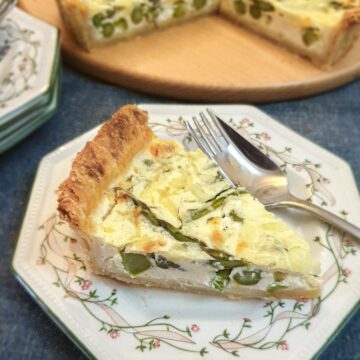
[
  {"x1": 58, "y1": 104, "x2": 152, "y2": 232},
  {"x1": 329, "y1": 8, "x2": 360, "y2": 65},
  {"x1": 56, "y1": 0, "x2": 93, "y2": 50}
]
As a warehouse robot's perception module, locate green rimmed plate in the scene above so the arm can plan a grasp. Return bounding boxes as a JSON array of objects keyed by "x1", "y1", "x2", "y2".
[
  {"x1": 0, "y1": 48, "x2": 60, "y2": 133},
  {"x1": 0, "y1": 66, "x2": 61, "y2": 153}
]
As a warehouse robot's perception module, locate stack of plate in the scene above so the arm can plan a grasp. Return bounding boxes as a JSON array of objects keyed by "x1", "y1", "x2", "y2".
[{"x1": 0, "y1": 6, "x2": 60, "y2": 154}]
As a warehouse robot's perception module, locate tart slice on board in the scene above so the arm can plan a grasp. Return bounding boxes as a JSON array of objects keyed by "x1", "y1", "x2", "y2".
[
  {"x1": 58, "y1": 105, "x2": 320, "y2": 299},
  {"x1": 56, "y1": 0, "x2": 220, "y2": 50}
]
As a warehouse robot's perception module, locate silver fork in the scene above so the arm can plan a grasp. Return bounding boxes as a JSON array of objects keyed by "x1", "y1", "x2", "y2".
[{"x1": 186, "y1": 110, "x2": 360, "y2": 241}]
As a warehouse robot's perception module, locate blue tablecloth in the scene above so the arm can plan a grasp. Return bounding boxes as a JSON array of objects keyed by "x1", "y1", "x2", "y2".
[{"x1": 0, "y1": 65, "x2": 359, "y2": 359}]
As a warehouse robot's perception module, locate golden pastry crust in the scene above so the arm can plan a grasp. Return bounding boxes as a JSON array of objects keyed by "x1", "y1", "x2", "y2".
[
  {"x1": 321, "y1": 8, "x2": 360, "y2": 66},
  {"x1": 57, "y1": 104, "x2": 153, "y2": 232},
  {"x1": 344, "y1": 7, "x2": 360, "y2": 25},
  {"x1": 56, "y1": 0, "x2": 93, "y2": 50}
]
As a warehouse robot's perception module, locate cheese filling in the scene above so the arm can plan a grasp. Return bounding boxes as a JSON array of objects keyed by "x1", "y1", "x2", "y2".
[{"x1": 91, "y1": 137, "x2": 320, "y2": 295}]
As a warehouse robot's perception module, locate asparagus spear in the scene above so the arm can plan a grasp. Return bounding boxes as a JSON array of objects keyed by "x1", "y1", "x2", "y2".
[
  {"x1": 233, "y1": 270, "x2": 262, "y2": 285},
  {"x1": 115, "y1": 188, "x2": 254, "y2": 289},
  {"x1": 114, "y1": 188, "x2": 231, "y2": 261},
  {"x1": 211, "y1": 269, "x2": 232, "y2": 291},
  {"x1": 189, "y1": 188, "x2": 246, "y2": 221},
  {"x1": 121, "y1": 252, "x2": 151, "y2": 276}
]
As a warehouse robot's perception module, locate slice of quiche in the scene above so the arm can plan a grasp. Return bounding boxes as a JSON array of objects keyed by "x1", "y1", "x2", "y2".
[
  {"x1": 58, "y1": 105, "x2": 321, "y2": 299},
  {"x1": 56, "y1": 0, "x2": 219, "y2": 50},
  {"x1": 220, "y1": 0, "x2": 360, "y2": 66}
]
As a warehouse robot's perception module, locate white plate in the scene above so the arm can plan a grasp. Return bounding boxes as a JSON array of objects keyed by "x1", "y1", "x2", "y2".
[
  {"x1": 0, "y1": 0, "x2": 16, "y2": 23},
  {"x1": 12, "y1": 105, "x2": 360, "y2": 360},
  {"x1": 0, "y1": 7, "x2": 59, "y2": 125}
]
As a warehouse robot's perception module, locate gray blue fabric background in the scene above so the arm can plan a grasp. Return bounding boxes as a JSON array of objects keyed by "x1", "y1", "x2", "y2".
[{"x1": 0, "y1": 66, "x2": 359, "y2": 359}]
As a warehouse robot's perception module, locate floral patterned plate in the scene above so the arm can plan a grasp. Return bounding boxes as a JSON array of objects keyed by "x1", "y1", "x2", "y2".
[
  {"x1": 12, "y1": 105, "x2": 360, "y2": 360},
  {"x1": 0, "y1": 0, "x2": 16, "y2": 23},
  {"x1": 0, "y1": 7, "x2": 59, "y2": 126},
  {"x1": 0, "y1": 68, "x2": 60, "y2": 153},
  {"x1": 0, "y1": 47, "x2": 60, "y2": 133}
]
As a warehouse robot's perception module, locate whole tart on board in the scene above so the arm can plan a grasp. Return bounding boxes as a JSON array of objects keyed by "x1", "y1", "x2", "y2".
[
  {"x1": 56, "y1": 0, "x2": 360, "y2": 66},
  {"x1": 58, "y1": 105, "x2": 321, "y2": 300}
]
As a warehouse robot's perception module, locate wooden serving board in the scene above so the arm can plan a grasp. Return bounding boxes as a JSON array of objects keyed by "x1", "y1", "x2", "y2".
[{"x1": 20, "y1": 0, "x2": 360, "y2": 102}]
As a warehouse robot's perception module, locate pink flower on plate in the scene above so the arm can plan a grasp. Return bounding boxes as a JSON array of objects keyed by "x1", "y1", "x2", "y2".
[
  {"x1": 294, "y1": 164, "x2": 303, "y2": 172},
  {"x1": 154, "y1": 339, "x2": 161, "y2": 348},
  {"x1": 298, "y1": 296, "x2": 309, "y2": 303},
  {"x1": 82, "y1": 279, "x2": 92, "y2": 290},
  {"x1": 343, "y1": 268, "x2": 351, "y2": 277},
  {"x1": 280, "y1": 342, "x2": 288, "y2": 351},
  {"x1": 243, "y1": 318, "x2": 251, "y2": 323},
  {"x1": 36, "y1": 258, "x2": 45, "y2": 266},
  {"x1": 109, "y1": 330, "x2": 119, "y2": 339},
  {"x1": 261, "y1": 132, "x2": 271, "y2": 141},
  {"x1": 191, "y1": 324, "x2": 200, "y2": 333},
  {"x1": 240, "y1": 118, "x2": 250, "y2": 126}
]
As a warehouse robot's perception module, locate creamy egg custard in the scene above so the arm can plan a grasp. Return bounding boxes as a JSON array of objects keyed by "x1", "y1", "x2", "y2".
[
  {"x1": 57, "y1": 0, "x2": 359, "y2": 66},
  {"x1": 58, "y1": 105, "x2": 320, "y2": 299}
]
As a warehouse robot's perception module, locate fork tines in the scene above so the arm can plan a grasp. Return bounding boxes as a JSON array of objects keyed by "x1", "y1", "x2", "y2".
[{"x1": 185, "y1": 110, "x2": 228, "y2": 160}]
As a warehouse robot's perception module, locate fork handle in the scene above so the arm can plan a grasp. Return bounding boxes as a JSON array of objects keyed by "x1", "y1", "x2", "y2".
[{"x1": 268, "y1": 198, "x2": 360, "y2": 241}]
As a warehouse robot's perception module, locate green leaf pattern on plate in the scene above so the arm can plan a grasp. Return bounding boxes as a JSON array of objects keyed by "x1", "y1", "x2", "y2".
[{"x1": 0, "y1": 19, "x2": 40, "y2": 108}]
